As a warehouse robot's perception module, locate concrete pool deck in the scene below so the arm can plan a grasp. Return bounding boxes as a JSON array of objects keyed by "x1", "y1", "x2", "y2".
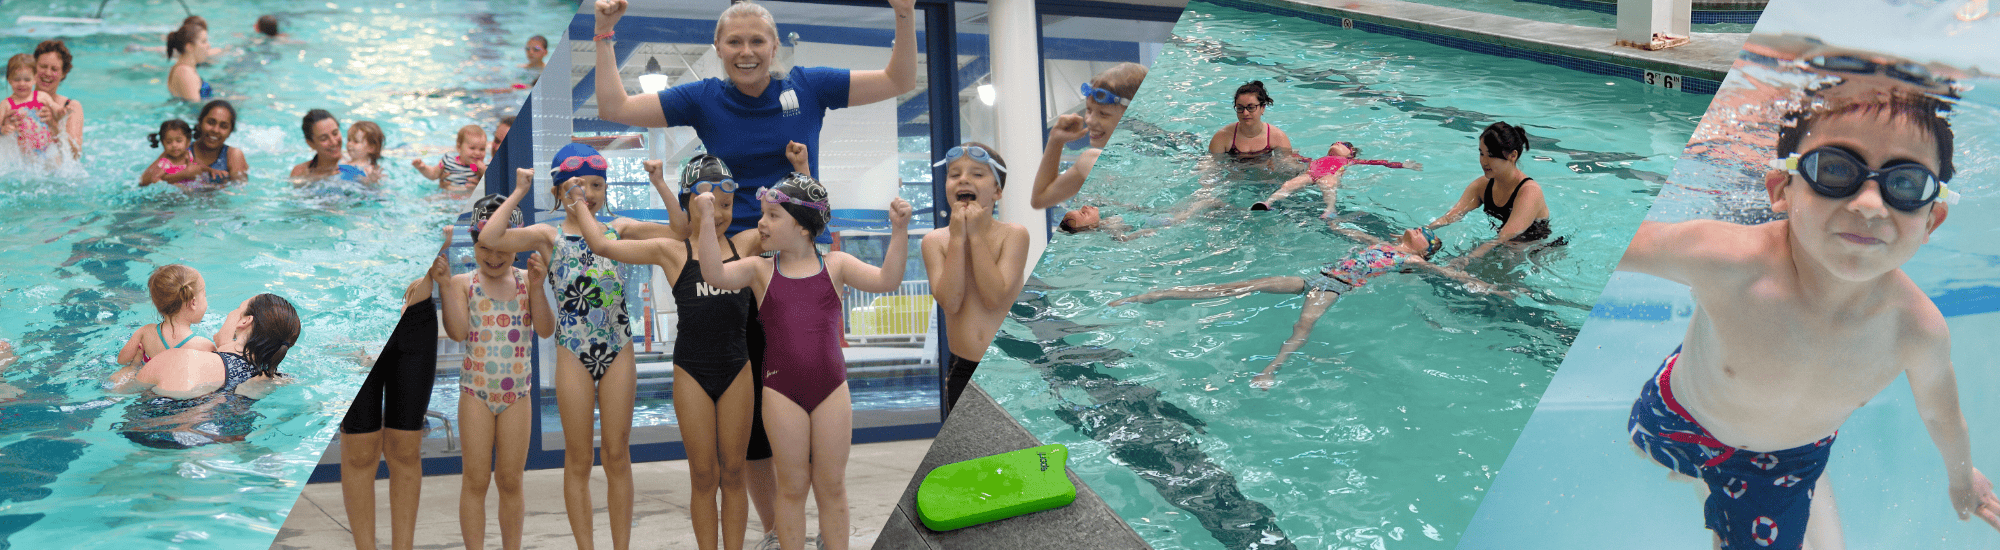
[{"x1": 1225, "y1": 0, "x2": 1746, "y2": 84}]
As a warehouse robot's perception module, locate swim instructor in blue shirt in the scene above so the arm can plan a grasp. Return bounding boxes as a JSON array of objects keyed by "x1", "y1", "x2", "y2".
[{"x1": 590, "y1": 0, "x2": 918, "y2": 234}]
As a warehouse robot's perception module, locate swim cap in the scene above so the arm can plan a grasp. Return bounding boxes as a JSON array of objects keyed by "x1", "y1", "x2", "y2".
[
  {"x1": 469, "y1": 194, "x2": 519, "y2": 239},
  {"x1": 1419, "y1": 227, "x2": 1442, "y2": 258},
  {"x1": 550, "y1": 143, "x2": 607, "y2": 183},
  {"x1": 680, "y1": 154, "x2": 735, "y2": 194},
  {"x1": 763, "y1": 172, "x2": 832, "y2": 226}
]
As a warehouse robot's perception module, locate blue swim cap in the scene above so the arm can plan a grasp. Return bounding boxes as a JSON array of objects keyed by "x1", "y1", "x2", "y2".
[{"x1": 551, "y1": 143, "x2": 607, "y2": 183}]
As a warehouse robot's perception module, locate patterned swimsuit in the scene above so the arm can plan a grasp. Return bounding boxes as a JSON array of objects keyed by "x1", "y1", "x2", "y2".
[
  {"x1": 463, "y1": 269, "x2": 534, "y2": 413},
  {"x1": 7, "y1": 96, "x2": 52, "y2": 154},
  {"x1": 553, "y1": 221, "x2": 629, "y2": 380},
  {"x1": 1303, "y1": 243, "x2": 1413, "y2": 294}
]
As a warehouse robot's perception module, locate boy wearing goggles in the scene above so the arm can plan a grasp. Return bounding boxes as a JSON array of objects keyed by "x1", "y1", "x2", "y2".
[
  {"x1": 1031, "y1": 62, "x2": 1148, "y2": 209},
  {"x1": 1621, "y1": 90, "x2": 1999, "y2": 549},
  {"x1": 920, "y1": 142, "x2": 1030, "y2": 415}
]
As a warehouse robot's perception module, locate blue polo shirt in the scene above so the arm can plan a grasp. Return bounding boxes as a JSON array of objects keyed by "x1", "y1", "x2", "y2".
[{"x1": 660, "y1": 66, "x2": 850, "y2": 234}]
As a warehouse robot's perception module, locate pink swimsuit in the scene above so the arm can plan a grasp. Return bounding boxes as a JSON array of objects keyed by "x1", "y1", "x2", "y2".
[
  {"x1": 154, "y1": 153, "x2": 195, "y2": 176},
  {"x1": 6, "y1": 96, "x2": 52, "y2": 154},
  {"x1": 1306, "y1": 156, "x2": 1404, "y2": 180}
]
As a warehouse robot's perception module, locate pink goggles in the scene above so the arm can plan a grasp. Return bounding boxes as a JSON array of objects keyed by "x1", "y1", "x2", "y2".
[{"x1": 757, "y1": 186, "x2": 829, "y2": 212}]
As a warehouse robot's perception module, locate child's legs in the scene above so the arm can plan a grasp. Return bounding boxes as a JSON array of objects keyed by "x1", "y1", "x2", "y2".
[
  {"x1": 762, "y1": 387, "x2": 815, "y2": 550},
  {"x1": 383, "y1": 427, "x2": 425, "y2": 550},
  {"x1": 552, "y1": 350, "x2": 601, "y2": 548},
  {"x1": 598, "y1": 350, "x2": 639, "y2": 550},
  {"x1": 1113, "y1": 276, "x2": 1306, "y2": 305},
  {"x1": 1264, "y1": 289, "x2": 1340, "y2": 371},
  {"x1": 494, "y1": 397, "x2": 533, "y2": 550},
  {"x1": 1263, "y1": 175, "x2": 1313, "y2": 204},
  {"x1": 673, "y1": 366, "x2": 725, "y2": 550},
  {"x1": 715, "y1": 364, "x2": 756, "y2": 550},
  {"x1": 337, "y1": 430, "x2": 383, "y2": 550},
  {"x1": 458, "y1": 397, "x2": 496, "y2": 550},
  {"x1": 748, "y1": 458, "x2": 777, "y2": 536},
  {"x1": 1804, "y1": 475, "x2": 1844, "y2": 550},
  {"x1": 809, "y1": 384, "x2": 854, "y2": 550}
]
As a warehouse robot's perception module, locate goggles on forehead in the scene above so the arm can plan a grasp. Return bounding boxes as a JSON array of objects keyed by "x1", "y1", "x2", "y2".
[
  {"x1": 1769, "y1": 146, "x2": 1958, "y2": 212},
  {"x1": 1080, "y1": 83, "x2": 1131, "y2": 106},
  {"x1": 1803, "y1": 54, "x2": 1948, "y2": 89},
  {"x1": 549, "y1": 154, "x2": 608, "y2": 177},
  {"x1": 757, "y1": 184, "x2": 830, "y2": 212},
  {"x1": 932, "y1": 146, "x2": 1007, "y2": 175}
]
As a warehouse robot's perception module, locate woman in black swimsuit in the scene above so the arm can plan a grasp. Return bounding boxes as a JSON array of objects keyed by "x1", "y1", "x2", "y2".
[
  {"x1": 108, "y1": 293, "x2": 301, "y2": 449},
  {"x1": 1427, "y1": 122, "x2": 1557, "y2": 259},
  {"x1": 1207, "y1": 81, "x2": 1293, "y2": 163}
]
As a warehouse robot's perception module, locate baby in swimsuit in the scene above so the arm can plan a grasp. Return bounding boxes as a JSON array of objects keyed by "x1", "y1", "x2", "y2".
[
  {"x1": 117, "y1": 264, "x2": 215, "y2": 367},
  {"x1": 140, "y1": 120, "x2": 198, "y2": 187},
  {"x1": 3, "y1": 54, "x2": 56, "y2": 158},
  {"x1": 413, "y1": 125, "x2": 489, "y2": 192},
  {"x1": 1253, "y1": 141, "x2": 1421, "y2": 216}
]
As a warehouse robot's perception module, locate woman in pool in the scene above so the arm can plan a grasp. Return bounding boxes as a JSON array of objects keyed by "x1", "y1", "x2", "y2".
[
  {"x1": 1112, "y1": 224, "x2": 1502, "y2": 389},
  {"x1": 107, "y1": 293, "x2": 301, "y2": 449},
  {"x1": 590, "y1": 0, "x2": 917, "y2": 233},
  {"x1": 1426, "y1": 122, "x2": 1558, "y2": 259},
  {"x1": 1208, "y1": 81, "x2": 1293, "y2": 163},
  {"x1": 189, "y1": 100, "x2": 247, "y2": 185},
  {"x1": 166, "y1": 22, "x2": 213, "y2": 102},
  {"x1": 33, "y1": 40, "x2": 82, "y2": 158},
  {"x1": 291, "y1": 109, "x2": 365, "y2": 182}
]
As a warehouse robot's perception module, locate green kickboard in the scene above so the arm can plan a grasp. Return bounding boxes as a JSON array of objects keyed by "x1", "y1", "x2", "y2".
[{"x1": 916, "y1": 443, "x2": 1078, "y2": 531}]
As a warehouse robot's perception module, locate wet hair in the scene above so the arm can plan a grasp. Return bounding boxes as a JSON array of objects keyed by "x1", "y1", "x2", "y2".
[
  {"x1": 527, "y1": 35, "x2": 548, "y2": 49},
  {"x1": 256, "y1": 15, "x2": 280, "y2": 37},
  {"x1": 952, "y1": 141, "x2": 1008, "y2": 189},
  {"x1": 456, "y1": 124, "x2": 486, "y2": 146},
  {"x1": 239, "y1": 293, "x2": 301, "y2": 377},
  {"x1": 4, "y1": 54, "x2": 32, "y2": 80},
  {"x1": 715, "y1": 1, "x2": 779, "y2": 44},
  {"x1": 1057, "y1": 213, "x2": 1083, "y2": 234},
  {"x1": 348, "y1": 121, "x2": 384, "y2": 163},
  {"x1": 1480, "y1": 121, "x2": 1529, "y2": 160},
  {"x1": 1235, "y1": 80, "x2": 1272, "y2": 107},
  {"x1": 149, "y1": 119, "x2": 193, "y2": 148},
  {"x1": 166, "y1": 22, "x2": 204, "y2": 59},
  {"x1": 301, "y1": 109, "x2": 336, "y2": 142},
  {"x1": 1088, "y1": 62, "x2": 1149, "y2": 106},
  {"x1": 33, "y1": 39, "x2": 73, "y2": 78},
  {"x1": 183, "y1": 15, "x2": 208, "y2": 30},
  {"x1": 1332, "y1": 141, "x2": 1359, "y2": 158},
  {"x1": 1775, "y1": 90, "x2": 1955, "y2": 182},
  {"x1": 147, "y1": 264, "x2": 201, "y2": 321},
  {"x1": 193, "y1": 100, "x2": 236, "y2": 142}
]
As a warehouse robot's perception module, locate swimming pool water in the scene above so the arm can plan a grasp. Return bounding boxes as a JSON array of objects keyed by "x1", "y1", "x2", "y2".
[
  {"x1": 0, "y1": 1, "x2": 567, "y2": 547},
  {"x1": 1391, "y1": 0, "x2": 1758, "y2": 33},
  {"x1": 1458, "y1": 47, "x2": 2000, "y2": 550},
  {"x1": 976, "y1": 2, "x2": 1711, "y2": 549}
]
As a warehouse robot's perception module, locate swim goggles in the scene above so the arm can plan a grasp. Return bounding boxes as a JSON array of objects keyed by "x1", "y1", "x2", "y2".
[
  {"x1": 680, "y1": 154, "x2": 738, "y2": 195},
  {"x1": 1768, "y1": 146, "x2": 1958, "y2": 212},
  {"x1": 690, "y1": 180, "x2": 738, "y2": 195},
  {"x1": 757, "y1": 179, "x2": 830, "y2": 212},
  {"x1": 1802, "y1": 54, "x2": 1949, "y2": 89},
  {"x1": 932, "y1": 145, "x2": 1007, "y2": 175},
  {"x1": 550, "y1": 154, "x2": 608, "y2": 175},
  {"x1": 1419, "y1": 227, "x2": 1442, "y2": 257},
  {"x1": 1079, "y1": 83, "x2": 1130, "y2": 106}
]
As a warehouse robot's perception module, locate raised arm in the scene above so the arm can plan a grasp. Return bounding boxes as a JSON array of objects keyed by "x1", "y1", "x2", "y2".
[
  {"x1": 1032, "y1": 114, "x2": 1096, "y2": 209},
  {"x1": 591, "y1": 0, "x2": 671, "y2": 127},
  {"x1": 411, "y1": 157, "x2": 444, "y2": 181},
  {"x1": 526, "y1": 252, "x2": 556, "y2": 339},
  {"x1": 639, "y1": 159, "x2": 691, "y2": 240},
  {"x1": 962, "y1": 205, "x2": 1031, "y2": 310},
  {"x1": 567, "y1": 193, "x2": 676, "y2": 267},
  {"x1": 691, "y1": 194, "x2": 764, "y2": 290},
  {"x1": 845, "y1": 0, "x2": 918, "y2": 106},
  {"x1": 479, "y1": 169, "x2": 558, "y2": 254},
  {"x1": 834, "y1": 198, "x2": 913, "y2": 293}
]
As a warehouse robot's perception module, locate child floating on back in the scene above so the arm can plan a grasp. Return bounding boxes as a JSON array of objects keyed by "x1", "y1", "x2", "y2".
[{"x1": 1253, "y1": 141, "x2": 1421, "y2": 217}]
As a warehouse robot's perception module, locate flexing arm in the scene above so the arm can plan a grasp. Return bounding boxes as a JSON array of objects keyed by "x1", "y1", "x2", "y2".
[
  {"x1": 526, "y1": 252, "x2": 557, "y2": 339},
  {"x1": 834, "y1": 198, "x2": 913, "y2": 293},
  {"x1": 477, "y1": 169, "x2": 558, "y2": 253},
  {"x1": 640, "y1": 159, "x2": 691, "y2": 240},
  {"x1": 691, "y1": 194, "x2": 764, "y2": 290},
  {"x1": 846, "y1": 0, "x2": 919, "y2": 106},
  {"x1": 1031, "y1": 114, "x2": 1093, "y2": 209},
  {"x1": 590, "y1": 0, "x2": 671, "y2": 127},
  {"x1": 567, "y1": 196, "x2": 675, "y2": 267}
]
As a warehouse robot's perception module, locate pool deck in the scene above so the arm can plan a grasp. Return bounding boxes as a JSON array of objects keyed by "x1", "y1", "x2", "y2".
[
  {"x1": 872, "y1": 384, "x2": 1149, "y2": 549},
  {"x1": 1245, "y1": 0, "x2": 1745, "y2": 83}
]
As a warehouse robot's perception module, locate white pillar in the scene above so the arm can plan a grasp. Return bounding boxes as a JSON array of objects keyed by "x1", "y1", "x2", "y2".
[
  {"x1": 988, "y1": 0, "x2": 1048, "y2": 275},
  {"x1": 1617, "y1": 0, "x2": 1692, "y2": 45}
]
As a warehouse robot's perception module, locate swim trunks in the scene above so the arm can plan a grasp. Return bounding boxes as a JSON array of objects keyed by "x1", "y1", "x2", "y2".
[
  {"x1": 553, "y1": 221, "x2": 630, "y2": 381},
  {"x1": 1629, "y1": 346, "x2": 1836, "y2": 550},
  {"x1": 942, "y1": 353, "x2": 980, "y2": 417},
  {"x1": 462, "y1": 269, "x2": 533, "y2": 414}
]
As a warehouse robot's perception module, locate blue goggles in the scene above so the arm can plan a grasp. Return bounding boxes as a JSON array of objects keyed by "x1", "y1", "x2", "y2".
[
  {"x1": 932, "y1": 145, "x2": 1007, "y2": 176},
  {"x1": 688, "y1": 179, "x2": 738, "y2": 195},
  {"x1": 1079, "y1": 83, "x2": 1130, "y2": 106}
]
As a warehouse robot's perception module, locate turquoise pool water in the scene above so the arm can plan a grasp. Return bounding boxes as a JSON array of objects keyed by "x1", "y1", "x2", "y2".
[
  {"x1": 1459, "y1": 46, "x2": 2000, "y2": 550},
  {"x1": 1392, "y1": 0, "x2": 1759, "y2": 33},
  {"x1": 977, "y1": 2, "x2": 1710, "y2": 549},
  {"x1": 0, "y1": 1, "x2": 565, "y2": 547}
]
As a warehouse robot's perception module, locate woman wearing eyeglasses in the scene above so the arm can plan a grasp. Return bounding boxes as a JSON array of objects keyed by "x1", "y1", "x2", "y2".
[
  {"x1": 1426, "y1": 121, "x2": 1562, "y2": 261},
  {"x1": 1208, "y1": 81, "x2": 1294, "y2": 163}
]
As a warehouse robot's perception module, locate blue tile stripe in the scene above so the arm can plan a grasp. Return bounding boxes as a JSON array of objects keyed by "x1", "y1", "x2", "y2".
[
  {"x1": 1200, "y1": 0, "x2": 1722, "y2": 95},
  {"x1": 1513, "y1": 0, "x2": 1765, "y2": 24}
]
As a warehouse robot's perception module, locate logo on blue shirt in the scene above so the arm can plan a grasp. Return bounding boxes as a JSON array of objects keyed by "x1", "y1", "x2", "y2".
[{"x1": 780, "y1": 88, "x2": 800, "y2": 117}]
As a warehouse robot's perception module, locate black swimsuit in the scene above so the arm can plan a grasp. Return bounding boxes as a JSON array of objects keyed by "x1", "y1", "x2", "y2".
[
  {"x1": 118, "y1": 352, "x2": 263, "y2": 449},
  {"x1": 1481, "y1": 177, "x2": 1553, "y2": 242},
  {"x1": 674, "y1": 239, "x2": 754, "y2": 402}
]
